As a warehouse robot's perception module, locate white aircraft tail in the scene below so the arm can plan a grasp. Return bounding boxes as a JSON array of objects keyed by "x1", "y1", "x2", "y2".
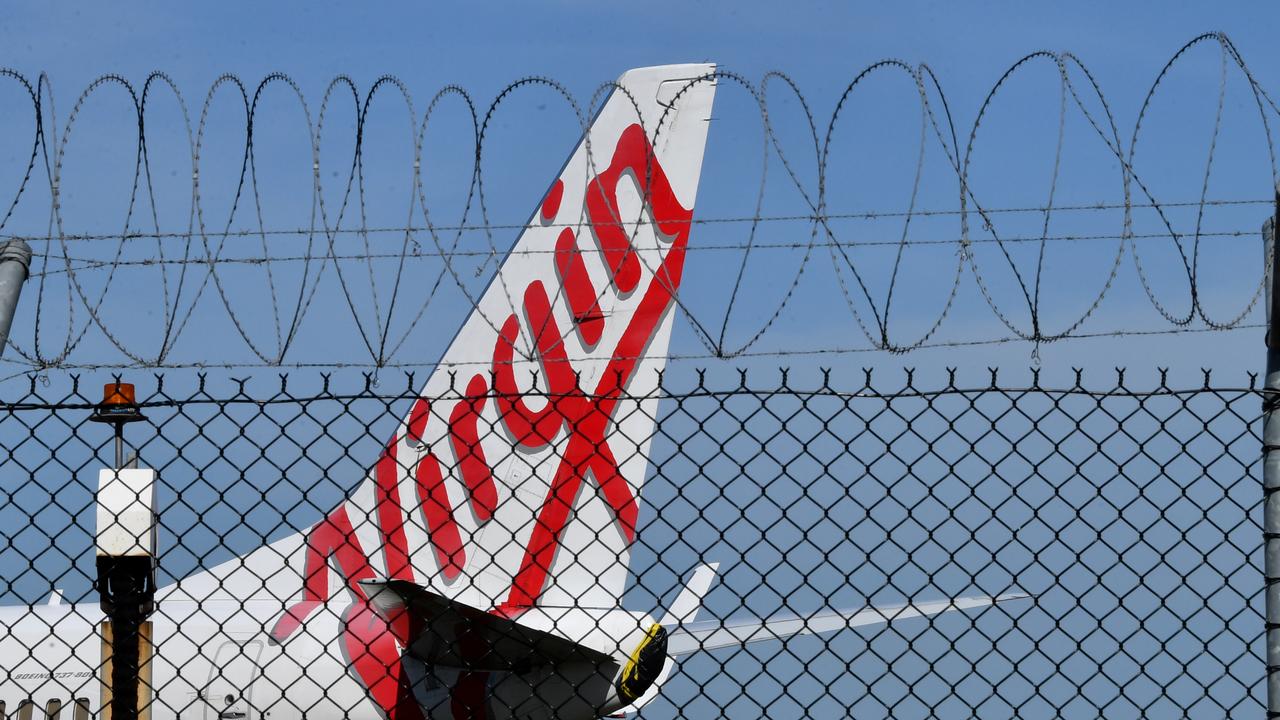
[{"x1": 168, "y1": 64, "x2": 719, "y2": 633}]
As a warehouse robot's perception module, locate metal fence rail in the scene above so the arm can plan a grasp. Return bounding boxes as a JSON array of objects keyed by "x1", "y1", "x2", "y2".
[{"x1": 0, "y1": 372, "x2": 1265, "y2": 718}]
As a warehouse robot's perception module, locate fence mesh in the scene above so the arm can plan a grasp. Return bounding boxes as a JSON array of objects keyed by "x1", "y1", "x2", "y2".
[{"x1": 0, "y1": 372, "x2": 1265, "y2": 719}]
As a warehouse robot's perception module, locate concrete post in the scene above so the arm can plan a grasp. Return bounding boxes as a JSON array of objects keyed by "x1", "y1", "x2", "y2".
[{"x1": 0, "y1": 239, "x2": 32, "y2": 359}]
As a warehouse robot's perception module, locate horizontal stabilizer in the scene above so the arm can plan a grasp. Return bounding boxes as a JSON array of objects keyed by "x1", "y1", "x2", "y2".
[
  {"x1": 667, "y1": 593, "x2": 1030, "y2": 656},
  {"x1": 361, "y1": 579, "x2": 612, "y2": 671}
]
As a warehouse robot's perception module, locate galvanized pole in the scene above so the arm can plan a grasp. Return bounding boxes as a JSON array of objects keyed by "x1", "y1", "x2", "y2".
[
  {"x1": 0, "y1": 239, "x2": 31, "y2": 360},
  {"x1": 1264, "y1": 186, "x2": 1280, "y2": 717}
]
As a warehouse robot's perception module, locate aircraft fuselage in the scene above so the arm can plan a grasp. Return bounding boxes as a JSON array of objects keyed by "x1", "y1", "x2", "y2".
[{"x1": 0, "y1": 598, "x2": 660, "y2": 720}]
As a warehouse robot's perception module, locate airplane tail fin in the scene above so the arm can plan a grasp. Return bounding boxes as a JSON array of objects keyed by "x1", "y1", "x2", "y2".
[{"x1": 171, "y1": 65, "x2": 720, "y2": 630}]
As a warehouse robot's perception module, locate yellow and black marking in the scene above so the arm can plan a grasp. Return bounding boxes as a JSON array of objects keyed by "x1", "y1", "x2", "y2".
[{"x1": 618, "y1": 623, "x2": 668, "y2": 703}]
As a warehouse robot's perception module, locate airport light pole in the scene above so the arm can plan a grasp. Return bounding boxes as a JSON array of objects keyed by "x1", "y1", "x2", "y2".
[
  {"x1": 91, "y1": 383, "x2": 155, "y2": 720},
  {"x1": 0, "y1": 239, "x2": 31, "y2": 359}
]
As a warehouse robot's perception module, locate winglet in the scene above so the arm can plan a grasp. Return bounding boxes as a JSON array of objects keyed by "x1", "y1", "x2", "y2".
[
  {"x1": 660, "y1": 563, "x2": 718, "y2": 627},
  {"x1": 618, "y1": 564, "x2": 719, "y2": 716}
]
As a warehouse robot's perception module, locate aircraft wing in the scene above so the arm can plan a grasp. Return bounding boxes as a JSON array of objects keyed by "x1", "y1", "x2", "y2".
[{"x1": 666, "y1": 593, "x2": 1030, "y2": 656}]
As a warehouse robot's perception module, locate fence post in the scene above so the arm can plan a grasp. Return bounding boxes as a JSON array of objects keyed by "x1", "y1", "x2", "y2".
[
  {"x1": 1265, "y1": 185, "x2": 1280, "y2": 717},
  {"x1": 0, "y1": 239, "x2": 31, "y2": 360}
]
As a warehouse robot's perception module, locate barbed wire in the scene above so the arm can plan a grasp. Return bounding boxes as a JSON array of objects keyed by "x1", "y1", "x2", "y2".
[
  {"x1": 0, "y1": 31, "x2": 1277, "y2": 372},
  {"x1": 1, "y1": 198, "x2": 1270, "y2": 244},
  {"x1": 19, "y1": 228, "x2": 1264, "y2": 278},
  {"x1": 3, "y1": 323, "x2": 1260, "y2": 388}
]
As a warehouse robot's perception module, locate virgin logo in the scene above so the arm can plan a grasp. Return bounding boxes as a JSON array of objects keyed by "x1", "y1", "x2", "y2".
[{"x1": 267, "y1": 123, "x2": 694, "y2": 717}]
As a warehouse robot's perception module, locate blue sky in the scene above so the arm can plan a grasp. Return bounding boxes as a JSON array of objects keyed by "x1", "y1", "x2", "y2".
[
  {"x1": 0, "y1": 3, "x2": 1266, "y2": 91},
  {"x1": 0, "y1": 2, "x2": 1276, "y2": 387}
]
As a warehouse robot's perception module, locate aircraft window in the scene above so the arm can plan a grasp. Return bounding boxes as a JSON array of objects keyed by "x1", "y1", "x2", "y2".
[
  {"x1": 43, "y1": 699, "x2": 60, "y2": 720},
  {"x1": 72, "y1": 699, "x2": 89, "y2": 720},
  {"x1": 16, "y1": 699, "x2": 32, "y2": 720}
]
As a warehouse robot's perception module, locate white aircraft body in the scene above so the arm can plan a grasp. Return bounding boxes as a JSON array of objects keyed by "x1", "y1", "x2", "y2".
[{"x1": 0, "y1": 65, "x2": 1021, "y2": 720}]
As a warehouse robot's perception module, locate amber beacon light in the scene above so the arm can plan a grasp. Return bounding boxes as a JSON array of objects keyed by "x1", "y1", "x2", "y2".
[{"x1": 89, "y1": 382, "x2": 147, "y2": 469}]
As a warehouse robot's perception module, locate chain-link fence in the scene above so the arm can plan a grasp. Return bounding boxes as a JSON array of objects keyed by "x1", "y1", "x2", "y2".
[{"x1": 0, "y1": 371, "x2": 1265, "y2": 719}]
